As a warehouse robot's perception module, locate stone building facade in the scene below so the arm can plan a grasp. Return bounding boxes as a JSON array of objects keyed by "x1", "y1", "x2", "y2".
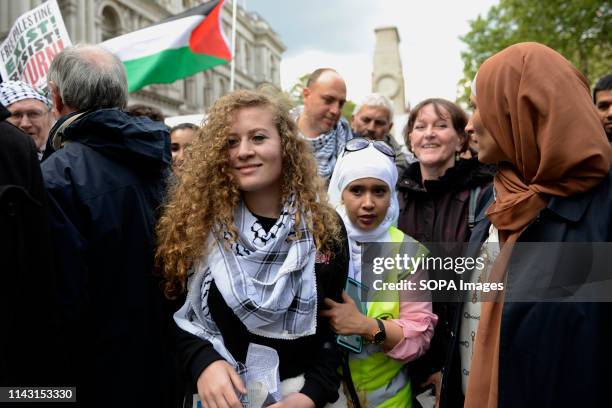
[{"x1": 0, "y1": 0, "x2": 285, "y2": 116}]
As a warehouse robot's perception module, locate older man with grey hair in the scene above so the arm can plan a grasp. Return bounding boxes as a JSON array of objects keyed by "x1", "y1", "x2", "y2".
[
  {"x1": 0, "y1": 80, "x2": 53, "y2": 160},
  {"x1": 351, "y1": 92, "x2": 410, "y2": 180},
  {"x1": 42, "y1": 44, "x2": 174, "y2": 407}
]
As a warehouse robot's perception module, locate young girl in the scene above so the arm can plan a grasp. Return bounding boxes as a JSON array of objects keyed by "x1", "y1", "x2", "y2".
[
  {"x1": 156, "y1": 90, "x2": 349, "y2": 408},
  {"x1": 324, "y1": 138, "x2": 437, "y2": 407}
]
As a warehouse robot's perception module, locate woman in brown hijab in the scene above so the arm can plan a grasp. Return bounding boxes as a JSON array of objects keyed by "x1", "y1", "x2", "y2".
[{"x1": 460, "y1": 42, "x2": 612, "y2": 408}]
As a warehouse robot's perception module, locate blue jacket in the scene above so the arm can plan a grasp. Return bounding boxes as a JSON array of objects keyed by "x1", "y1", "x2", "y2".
[
  {"x1": 42, "y1": 109, "x2": 176, "y2": 407},
  {"x1": 441, "y1": 169, "x2": 612, "y2": 408}
]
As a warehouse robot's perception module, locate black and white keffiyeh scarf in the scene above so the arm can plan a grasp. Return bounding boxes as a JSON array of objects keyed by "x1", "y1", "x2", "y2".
[
  {"x1": 174, "y1": 195, "x2": 317, "y2": 364},
  {"x1": 291, "y1": 105, "x2": 353, "y2": 181}
]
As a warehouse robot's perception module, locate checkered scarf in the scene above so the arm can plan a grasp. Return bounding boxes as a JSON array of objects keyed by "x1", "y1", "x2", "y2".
[
  {"x1": 0, "y1": 80, "x2": 50, "y2": 107},
  {"x1": 174, "y1": 195, "x2": 317, "y2": 364}
]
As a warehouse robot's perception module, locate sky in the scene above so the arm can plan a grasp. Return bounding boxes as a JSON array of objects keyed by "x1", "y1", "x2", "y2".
[{"x1": 245, "y1": 0, "x2": 499, "y2": 107}]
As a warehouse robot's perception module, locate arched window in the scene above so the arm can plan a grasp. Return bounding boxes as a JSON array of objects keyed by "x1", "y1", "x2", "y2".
[{"x1": 100, "y1": 6, "x2": 121, "y2": 41}]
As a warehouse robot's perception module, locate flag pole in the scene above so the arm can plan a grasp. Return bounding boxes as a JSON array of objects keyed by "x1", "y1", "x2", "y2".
[{"x1": 229, "y1": 0, "x2": 237, "y2": 91}]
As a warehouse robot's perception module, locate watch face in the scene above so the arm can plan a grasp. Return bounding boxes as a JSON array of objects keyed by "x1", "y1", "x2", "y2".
[
  {"x1": 373, "y1": 331, "x2": 386, "y2": 344},
  {"x1": 373, "y1": 319, "x2": 386, "y2": 344}
]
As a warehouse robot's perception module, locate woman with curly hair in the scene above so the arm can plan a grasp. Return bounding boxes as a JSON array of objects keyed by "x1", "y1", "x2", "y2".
[{"x1": 156, "y1": 90, "x2": 349, "y2": 408}]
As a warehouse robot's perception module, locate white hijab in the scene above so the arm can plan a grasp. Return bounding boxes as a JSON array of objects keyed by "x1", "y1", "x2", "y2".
[{"x1": 328, "y1": 144, "x2": 399, "y2": 281}]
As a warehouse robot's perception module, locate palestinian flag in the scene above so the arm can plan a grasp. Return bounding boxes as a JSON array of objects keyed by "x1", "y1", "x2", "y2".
[{"x1": 101, "y1": 0, "x2": 231, "y2": 92}]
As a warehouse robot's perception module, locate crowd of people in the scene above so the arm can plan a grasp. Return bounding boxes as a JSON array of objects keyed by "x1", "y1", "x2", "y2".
[{"x1": 1, "y1": 41, "x2": 611, "y2": 408}]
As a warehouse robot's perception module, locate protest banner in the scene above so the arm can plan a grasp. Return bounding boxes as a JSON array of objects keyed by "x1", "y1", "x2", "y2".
[{"x1": 0, "y1": 0, "x2": 71, "y2": 91}]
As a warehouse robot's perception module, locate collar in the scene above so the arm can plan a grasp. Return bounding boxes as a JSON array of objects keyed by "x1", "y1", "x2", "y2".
[
  {"x1": 50, "y1": 110, "x2": 92, "y2": 150},
  {"x1": 545, "y1": 170, "x2": 610, "y2": 222},
  {"x1": 545, "y1": 190, "x2": 594, "y2": 222}
]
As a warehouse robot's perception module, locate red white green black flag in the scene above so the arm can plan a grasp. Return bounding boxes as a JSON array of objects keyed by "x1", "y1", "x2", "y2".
[{"x1": 101, "y1": 0, "x2": 231, "y2": 93}]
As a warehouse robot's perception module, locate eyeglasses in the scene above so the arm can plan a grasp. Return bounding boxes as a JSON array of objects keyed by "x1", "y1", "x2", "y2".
[
  {"x1": 8, "y1": 109, "x2": 48, "y2": 122},
  {"x1": 344, "y1": 137, "x2": 395, "y2": 158}
]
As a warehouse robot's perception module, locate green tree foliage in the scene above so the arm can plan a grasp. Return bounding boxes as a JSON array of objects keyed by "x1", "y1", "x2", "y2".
[
  {"x1": 458, "y1": 0, "x2": 611, "y2": 105},
  {"x1": 287, "y1": 73, "x2": 310, "y2": 107}
]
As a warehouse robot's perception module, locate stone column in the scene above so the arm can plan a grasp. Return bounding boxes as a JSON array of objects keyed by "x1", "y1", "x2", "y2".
[{"x1": 372, "y1": 26, "x2": 406, "y2": 114}]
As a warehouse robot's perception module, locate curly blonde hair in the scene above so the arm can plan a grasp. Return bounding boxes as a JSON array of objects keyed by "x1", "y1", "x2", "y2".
[{"x1": 156, "y1": 90, "x2": 341, "y2": 298}]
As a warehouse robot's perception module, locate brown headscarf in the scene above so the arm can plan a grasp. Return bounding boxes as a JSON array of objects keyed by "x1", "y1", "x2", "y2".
[{"x1": 464, "y1": 42, "x2": 612, "y2": 408}]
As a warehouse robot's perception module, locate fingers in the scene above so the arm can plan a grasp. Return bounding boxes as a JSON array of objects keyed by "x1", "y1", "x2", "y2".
[
  {"x1": 420, "y1": 377, "x2": 433, "y2": 387},
  {"x1": 219, "y1": 387, "x2": 242, "y2": 408},
  {"x1": 341, "y1": 290, "x2": 355, "y2": 304},
  {"x1": 227, "y1": 365, "x2": 247, "y2": 394},
  {"x1": 323, "y1": 297, "x2": 339, "y2": 308},
  {"x1": 197, "y1": 361, "x2": 245, "y2": 408}
]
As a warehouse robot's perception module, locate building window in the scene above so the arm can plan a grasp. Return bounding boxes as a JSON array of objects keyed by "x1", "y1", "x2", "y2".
[
  {"x1": 184, "y1": 76, "x2": 195, "y2": 106},
  {"x1": 203, "y1": 72, "x2": 212, "y2": 108},
  {"x1": 217, "y1": 77, "x2": 227, "y2": 100},
  {"x1": 245, "y1": 42, "x2": 252, "y2": 76},
  {"x1": 100, "y1": 6, "x2": 121, "y2": 41}
]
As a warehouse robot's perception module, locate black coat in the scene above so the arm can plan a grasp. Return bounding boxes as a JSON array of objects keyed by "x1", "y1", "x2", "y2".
[
  {"x1": 441, "y1": 169, "x2": 612, "y2": 408},
  {"x1": 41, "y1": 109, "x2": 177, "y2": 407},
  {"x1": 0, "y1": 103, "x2": 57, "y2": 386},
  {"x1": 398, "y1": 159, "x2": 494, "y2": 389}
]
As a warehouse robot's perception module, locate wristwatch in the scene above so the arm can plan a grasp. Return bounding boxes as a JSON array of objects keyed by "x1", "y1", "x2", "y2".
[{"x1": 371, "y1": 318, "x2": 387, "y2": 344}]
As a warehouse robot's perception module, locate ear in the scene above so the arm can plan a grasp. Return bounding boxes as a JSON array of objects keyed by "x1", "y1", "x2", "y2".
[
  {"x1": 405, "y1": 132, "x2": 413, "y2": 153},
  {"x1": 456, "y1": 133, "x2": 467, "y2": 152},
  {"x1": 388, "y1": 122, "x2": 393, "y2": 132},
  {"x1": 48, "y1": 81, "x2": 64, "y2": 118},
  {"x1": 302, "y1": 87, "x2": 311, "y2": 100}
]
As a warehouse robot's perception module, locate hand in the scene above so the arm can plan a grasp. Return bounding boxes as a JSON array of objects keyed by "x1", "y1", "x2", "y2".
[
  {"x1": 268, "y1": 392, "x2": 315, "y2": 408},
  {"x1": 320, "y1": 291, "x2": 371, "y2": 336},
  {"x1": 420, "y1": 371, "x2": 441, "y2": 408},
  {"x1": 196, "y1": 360, "x2": 246, "y2": 408}
]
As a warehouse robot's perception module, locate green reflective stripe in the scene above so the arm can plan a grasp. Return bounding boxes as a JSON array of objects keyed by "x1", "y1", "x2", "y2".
[{"x1": 366, "y1": 368, "x2": 412, "y2": 408}]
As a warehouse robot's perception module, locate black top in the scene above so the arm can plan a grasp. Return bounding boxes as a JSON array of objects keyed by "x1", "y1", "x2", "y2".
[
  {"x1": 0, "y1": 104, "x2": 57, "y2": 386},
  {"x1": 176, "y1": 216, "x2": 349, "y2": 407}
]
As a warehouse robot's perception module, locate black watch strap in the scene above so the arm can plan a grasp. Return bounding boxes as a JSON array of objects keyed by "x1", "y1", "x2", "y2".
[{"x1": 372, "y1": 318, "x2": 386, "y2": 344}]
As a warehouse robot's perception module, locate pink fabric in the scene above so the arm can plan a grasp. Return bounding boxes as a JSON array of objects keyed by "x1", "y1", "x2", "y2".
[{"x1": 385, "y1": 301, "x2": 437, "y2": 362}]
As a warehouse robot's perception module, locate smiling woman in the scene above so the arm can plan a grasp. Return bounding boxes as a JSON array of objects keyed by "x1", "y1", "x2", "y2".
[
  {"x1": 156, "y1": 90, "x2": 350, "y2": 408},
  {"x1": 396, "y1": 98, "x2": 495, "y2": 406}
]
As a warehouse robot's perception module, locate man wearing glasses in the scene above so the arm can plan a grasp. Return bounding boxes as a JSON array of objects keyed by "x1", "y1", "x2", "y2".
[{"x1": 0, "y1": 80, "x2": 53, "y2": 161}]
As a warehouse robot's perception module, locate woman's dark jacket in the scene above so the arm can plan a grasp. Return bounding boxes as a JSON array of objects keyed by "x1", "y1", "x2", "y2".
[
  {"x1": 397, "y1": 158, "x2": 494, "y2": 390},
  {"x1": 175, "y1": 219, "x2": 350, "y2": 408},
  {"x1": 442, "y1": 168, "x2": 612, "y2": 408}
]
